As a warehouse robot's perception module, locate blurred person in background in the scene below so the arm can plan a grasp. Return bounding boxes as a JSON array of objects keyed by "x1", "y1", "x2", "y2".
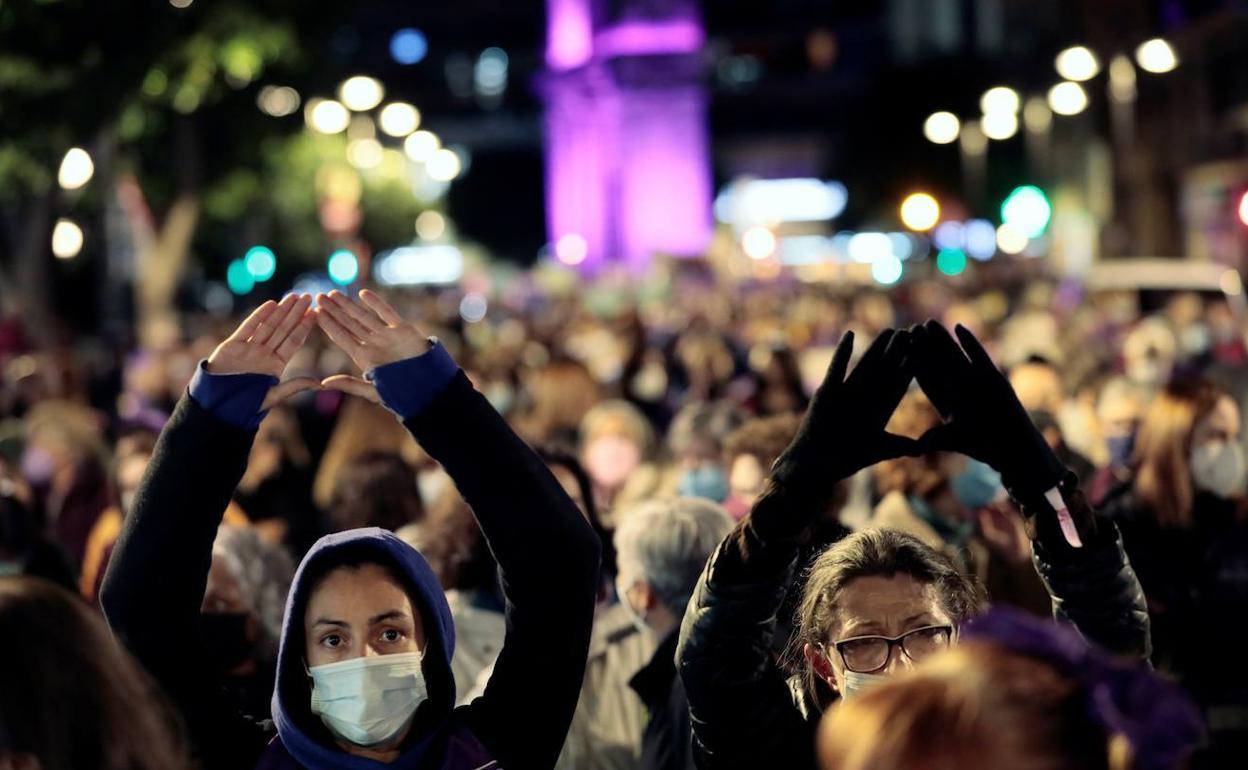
[
  {"x1": 580, "y1": 400, "x2": 656, "y2": 524},
  {"x1": 679, "y1": 324, "x2": 1150, "y2": 770},
  {"x1": 203, "y1": 524, "x2": 295, "y2": 720},
  {"x1": 817, "y1": 609, "x2": 1202, "y2": 770},
  {"x1": 515, "y1": 357, "x2": 604, "y2": 446},
  {"x1": 749, "y1": 346, "x2": 808, "y2": 417},
  {"x1": 311, "y1": 395, "x2": 422, "y2": 513},
  {"x1": 1122, "y1": 318, "x2": 1178, "y2": 394},
  {"x1": 235, "y1": 405, "x2": 318, "y2": 552},
  {"x1": 103, "y1": 291, "x2": 600, "y2": 770},
  {"x1": 0, "y1": 576, "x2": 192, "y2": 770},
  {"x1": 326, "y1": 450, "x2": 424, "y2": 534},
  {"x1": 721, "y1": 413, "x2": 801, "y2": 520},
  {"x1": 613, "y1": 497, "x2": 733, "y2": 770},
  {"x1": 0, "y1": 478, "x2": 76, "y2": 591},
  {"x1": 1089, "y1": 377, "x2": 1149, "y2": 503},
  {"x1": 666, "y1": 401, "x2": 746, "y2": 504},
  {"x1": 397, "y1": 483, "x2": 505, "y2": 706},
  {"x1": 1099, "y1": 378, "x2": 1248, "y2": 762}
]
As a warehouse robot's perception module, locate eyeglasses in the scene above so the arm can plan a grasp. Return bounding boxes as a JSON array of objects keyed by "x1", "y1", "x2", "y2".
[{"x1": 829, "y1": 625, "x2": 954, "y2": 674}]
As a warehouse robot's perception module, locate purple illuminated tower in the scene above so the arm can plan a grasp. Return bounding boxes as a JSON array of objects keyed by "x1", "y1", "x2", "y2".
[{"x1": 542, "y1": 0, "x2": 711, "y2": 273}]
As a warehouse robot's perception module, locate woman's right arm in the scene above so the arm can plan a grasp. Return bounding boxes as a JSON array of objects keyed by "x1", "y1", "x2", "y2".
[
  {"x1": 678, "y1": 330, "x2": 918, "y2": 768},
  {"x1": 100, "y1": 296, "x2": 316, "y2": 770}
]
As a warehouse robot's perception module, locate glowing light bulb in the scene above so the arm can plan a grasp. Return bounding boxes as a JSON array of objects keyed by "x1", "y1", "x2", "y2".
[
  {"x1": 51, "y1": 218, "x2": 83, "y2": 259},
  {"x1": 378, "y1": 102, "x2": 420, "y2": 137},
  {"x1": 1047, "y1": 81, "x2": 1088, "y2": 116},
  {"x1": 1135, "y1": 38, "x2": 1178, "y2": 74},
  {"x1": 306, "y1": 99, "x2": 350, "y2": 133}
]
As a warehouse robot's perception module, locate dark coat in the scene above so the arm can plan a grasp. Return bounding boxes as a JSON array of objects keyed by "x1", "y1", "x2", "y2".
[
  {"x1": 677, "y1": 481, "x2": 1151, "y2": 770},
  {"x1": 102, "y1": 372, "x2": 601, "y2": 770},
  {"x1": 629, "y1": 631, "x2": 694, "y2": 770}
]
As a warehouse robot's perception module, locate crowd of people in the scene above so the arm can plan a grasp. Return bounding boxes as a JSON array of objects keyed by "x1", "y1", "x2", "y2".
[{"x1": 0, "y1": 269, "x2": 1244, "y2": 769}]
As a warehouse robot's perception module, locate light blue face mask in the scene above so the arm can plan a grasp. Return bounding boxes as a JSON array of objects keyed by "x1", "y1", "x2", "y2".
[
  {"x1": 950, "y1": 458, "x2": 1003, "y2": 510},
  {"x1": 840, "y1": 669, "x2": 889, "y2": 698},
  {"x1": 309, "y1": 652, "x2": 427, "y2": 747},
  {"x1": 678, "y1": 465, "x2": 729, "y2": 503}
]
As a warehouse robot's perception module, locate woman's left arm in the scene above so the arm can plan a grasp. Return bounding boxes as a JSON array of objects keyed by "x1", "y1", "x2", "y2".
[
  {"x1": 317, "y1": 291, "x2": 601, "y2": 770},
  {"x1": 913, "y1": 321, "x2": 1151, "y2": 659}
]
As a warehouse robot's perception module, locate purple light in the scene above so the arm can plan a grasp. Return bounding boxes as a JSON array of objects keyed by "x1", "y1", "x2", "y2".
[
  {"x1": 594, "y1": 19, "x2": 705, "y2": 59},
  {"x1": 546, "y1": 0, "x2": 593, "y2": 70},
  {"x1": 542, "y1": 0, "x2": 711, "y2": 273}
]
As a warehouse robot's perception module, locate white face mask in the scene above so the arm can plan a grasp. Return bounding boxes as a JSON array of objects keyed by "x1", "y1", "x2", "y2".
[
  {"x1": 309, "y1": 652, "x2": 427, "y2": 747},
  {"x1": 615, "y1": 573, "x2": 651, "y2": 635},
  {"x1": 1190, "y1": 441, "x2": 1247, "y2": 499},
  {"x1": 840, "y1": 669, "x2": 889, "y2": 699}
]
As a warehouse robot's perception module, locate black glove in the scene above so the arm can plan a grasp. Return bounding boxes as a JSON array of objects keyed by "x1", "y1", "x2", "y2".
[
  {"x1": 757, "y1": 328, "x2": 920, "y2": 541},
  {"x1": 911, "y1": 320, "x2": 1068, "y2": 503}
]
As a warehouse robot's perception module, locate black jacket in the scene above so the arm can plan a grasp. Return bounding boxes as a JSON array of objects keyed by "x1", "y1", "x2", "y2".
[
  {"x1": 676, "y1": 478, "x2": 1151, "y2": 770},
  {"x1": 629, "y1": 630, "x2": 694, "y2": 770},
  {"x1": 101, "y1": 372, "x2": 601, "y2": 770}
]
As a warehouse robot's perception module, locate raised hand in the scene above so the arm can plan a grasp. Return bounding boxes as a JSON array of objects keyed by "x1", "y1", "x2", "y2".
[
  {"x1": 771, "y1": 329, "x2": 921, "y2": 495},
  {"x1": 315, "y1": 289, "x2": 429, "y2": 401},
  {"x1": 911, "y1": 320, "x2": 1065, "y2": 497},
  {"x1": 207, "y1": 294, "x2": 320, "y2": 410}
]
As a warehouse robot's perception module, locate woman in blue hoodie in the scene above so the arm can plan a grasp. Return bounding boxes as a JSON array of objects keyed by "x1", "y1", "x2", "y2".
[{"x1": 101, "y1": 290, "x2": 602, "y2": 770}]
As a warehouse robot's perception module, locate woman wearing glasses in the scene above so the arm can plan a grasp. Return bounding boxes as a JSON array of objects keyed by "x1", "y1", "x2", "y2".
[{"x1": 677, "y1": 323, "x2": 1151, "y2": 770}]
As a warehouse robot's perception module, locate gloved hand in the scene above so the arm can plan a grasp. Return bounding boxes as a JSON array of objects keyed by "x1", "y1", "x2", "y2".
[
  {"x1": 911, "y1": 321, "x2": 1095, "y2": 547},
  {"x1": 911, "y1": 320, "x2": 1066, "y2": 497},
  {"x1": 757, "y1": 328, "x2": 920, "y2": 541}
]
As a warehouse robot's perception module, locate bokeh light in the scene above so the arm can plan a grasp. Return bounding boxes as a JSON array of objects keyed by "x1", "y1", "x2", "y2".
[
  {"x1": 980, "y1": 86, "x2": 1021, "y2": 115},
  {"x1": 934, "y1": 221, "x2": 964, "y2": 251},
  {"x1": 226, "y1": 259, "x2": 254, "y2": 294},
  {"x1": 1136, "y1": 38, "x2": 1178, "y2": 74},
  {"x1": 871, "y1": 253, "x2": 904, "y2": 285},
  {"x1": 416, "y1": 210, "x2": 447, "y2": 241},
  {"x1": 257, "y1": 86, "x2": 301, "y2": 117},
  {"x1": 742, "y1": 226, "x2": 777, "y2": 260},
  {"x1": 1001, "y1": 185, "x2": 1052, "y2": 238},
  {"x1": 1055, "y1": 46, "x2": 1100, "y2": 81},
  {"x1": 306, "y1": 99, "x2": 350, "y2": 133},
  {"x1": 555, "y1": 233, "x2": 589, "y2": 265},
  {"x1": 58, "y1": 148, "x2": 94, "y2": 190},
  {"x1": 1023, "y1": 97, "x2": 1053, "y2": 133},
  {"x1": 244, "y1": 246, "x2": 277, "y2": 282},
  {"x1": 964, "y1": 219, "x2": 998, "y2": 261},
  {"x1": 460, "y1": 293, "x2": 488, "y2": 323},
  {"x1": 327, "y1": 250, "x2": 360, "y2": 285},
  {"x1": 936, "y1": 248, "x2": 967, "y2": 276},
  {"x1": 390, "y1": 29, "x2": 428, "y2": 65},
  {"x1": 347, "y1": 138, "x2": 384, "y2": 169},
  {"x1": 900, "y1": 193, "x2": 940, "y2": 231},
  {"x1": 923, "y1": 112, "x2": 961, "y2": 145},
  {"x1": 996, "y1": 224, "x2": 1029, "y2": 255},
  {"x1": 1047, "y1": 81, "x2": 1088, "y2": 116},
  {"x1": 427, "y1": 148, "x2": 463, "y2": 181},
  {"x1": 51, "y1": 219, "x2": 83, "y2": 259},
  {"x1": 404, "y1": 130, "x2": 441, "y2": 162},
  {"x1": 379, "y1": 103, "x2": 420, "y2": 137},
  {"x1": 848, "y1": 232, "x2": 891, "y2": 264},
  {"x1": 1239, "y1": 190, "x2": 1248, "y2": 227},
  {"x1": 982, "y1": 110, "x2": 1019, "y2": 140},
  {"x1": 339, "y1": 76, "x2": 384, "y2": 111}
]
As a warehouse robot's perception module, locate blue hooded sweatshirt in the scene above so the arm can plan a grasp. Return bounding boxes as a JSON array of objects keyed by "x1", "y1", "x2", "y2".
[{"x1": 258, "y1": 528, "x2": 494, "y2": 770}]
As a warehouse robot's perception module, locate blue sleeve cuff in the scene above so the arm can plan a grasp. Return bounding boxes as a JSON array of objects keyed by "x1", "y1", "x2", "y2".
[
  {"x1": 187, "y1": 360, "x2": 279, "y2": 430},
  {"x1": 365, "y1": 340, "x2": 459, "y2": 420}
]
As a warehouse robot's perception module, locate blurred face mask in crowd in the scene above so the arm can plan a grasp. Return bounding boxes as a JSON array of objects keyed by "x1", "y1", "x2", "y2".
[
  {"x1": 678, "y1": 464, "x2": 730, "y2": 503},
  {"x1": 949, "y1": 458, "x2": 1003, "y2": 510},
  {"x1": 583, "y1": 435, "x2": 642, "y2": 491},
  {"x1": 1190, "y1": 441, "x2": 1246, "y2": 499},
  {"x1": 1106, "y1": 432, "x2": 1137, "y2": 469},
  {"x1": 309, "y1": 652, "x2": 427, "y2": 747}
]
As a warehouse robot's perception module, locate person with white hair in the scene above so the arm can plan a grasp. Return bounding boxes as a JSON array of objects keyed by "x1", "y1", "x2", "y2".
[{"x1": 615, "y1": 497, "x2": 734, "y2": 770}]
